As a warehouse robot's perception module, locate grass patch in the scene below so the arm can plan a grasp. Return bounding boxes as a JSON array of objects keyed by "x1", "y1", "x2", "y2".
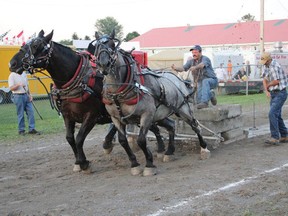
[
  {"x1": 217, "y1": 92, "x2": 268, "y2": 106},
  {"x1": 0, "y1": 99, "x2": 65, "y2": 142},
  {"x1": 0, "y1": 94, "x2": 269, "y2": 142}
]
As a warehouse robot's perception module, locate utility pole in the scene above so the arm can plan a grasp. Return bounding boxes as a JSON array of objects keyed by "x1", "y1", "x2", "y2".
[{"x1": 260, "y1": 0, "x2": 265, "y2": 54}]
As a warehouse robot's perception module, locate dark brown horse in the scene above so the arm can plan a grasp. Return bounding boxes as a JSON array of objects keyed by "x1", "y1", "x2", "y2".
[{"x1": 9, "y1": 30, "x2": 173, "y2": 173}]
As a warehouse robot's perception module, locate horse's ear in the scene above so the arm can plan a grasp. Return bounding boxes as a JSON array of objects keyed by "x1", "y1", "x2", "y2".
[
  {"x1": 38, "y1": 30, "x2": 45, "y2": 38},
  {"x1": 44, "y1": 30, "x2": 54, "y2": 43},
  {"x1": 111, "y1": 29, "x2": 115, "y2": 39},
  {"x1": 95, "y1": 32, "x2": 100, "y2": 40}
]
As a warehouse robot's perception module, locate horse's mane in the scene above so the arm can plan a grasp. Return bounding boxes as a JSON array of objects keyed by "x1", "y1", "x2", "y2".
[{"x1": 53, "y1": 41, "x2": 79, "y2": 59}]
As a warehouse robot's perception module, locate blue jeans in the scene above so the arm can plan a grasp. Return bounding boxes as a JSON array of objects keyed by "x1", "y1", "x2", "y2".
[
  {"x1": 13, "y1": 94, "x2": 35, "y2": 132},
  {"x1": 269, "y1": 89, "x2": 288, "y2": 139},
  {"x1": 197, "y1": 77, "x2": 218, "y2": 104}
]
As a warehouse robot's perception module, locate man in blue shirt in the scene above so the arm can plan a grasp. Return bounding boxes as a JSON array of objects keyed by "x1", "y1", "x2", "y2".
[
  {"x1": 172, "y1": 45, "x2": 218, "y2": 109},
  {"x1": 261, "y1": 52, "x2": 288, "y2": 145}
]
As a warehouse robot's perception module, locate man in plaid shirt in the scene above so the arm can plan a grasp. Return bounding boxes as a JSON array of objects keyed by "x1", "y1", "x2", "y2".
[{"x1": 261, "y1": 52, "x2": 288, "y2": 145}]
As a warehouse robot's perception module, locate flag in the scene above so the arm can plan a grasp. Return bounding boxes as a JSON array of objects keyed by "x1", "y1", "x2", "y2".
[
  {"x1": 0, "y1": 30, "x2": 10, "y2": 40},
  {"x1": 28, "y1": 32, "x2": 36, "y2": 39},
  {"x1": 17, "y1": 30, "x2": 24, "y2": 38}
]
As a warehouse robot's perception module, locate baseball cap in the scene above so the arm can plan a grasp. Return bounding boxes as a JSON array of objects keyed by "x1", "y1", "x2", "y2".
[
  {"x1": 260, "y1": 52, "x2": 272, "y2": 65},
  {"x1": 190, "y1": 45, "x2": 202, "y2": 52}
]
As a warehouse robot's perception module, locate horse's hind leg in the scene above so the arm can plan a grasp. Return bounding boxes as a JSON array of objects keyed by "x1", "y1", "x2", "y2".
[
  {"x1": 148, "y1": 124, "x2": 165, "y2": 155},
  {"x1": 189, "y1": 118, "x2": 210, "y2": 160},
  {"x1": 102, "y1": 123, "x2": 117, "y2": 154},
  {"x1": 157, "y1": 118, "x2": 176, "y2": 162}
]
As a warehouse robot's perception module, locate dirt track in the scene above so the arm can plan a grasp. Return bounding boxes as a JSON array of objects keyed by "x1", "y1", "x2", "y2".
[{"x1": 1, "y1": 115, "x2": 288, "y2": 216}]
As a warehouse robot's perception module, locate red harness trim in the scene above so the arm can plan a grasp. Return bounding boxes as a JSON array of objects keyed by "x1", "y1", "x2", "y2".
[
  {"x1": 54, "y1": 54, "x2": 97, "y2": 103},
  {"x1": 102, "y1": 59, "x2": 145, "y2": 105},
  {"x1": 61, "y1": 57, "x2": 83, "y2": 89}
]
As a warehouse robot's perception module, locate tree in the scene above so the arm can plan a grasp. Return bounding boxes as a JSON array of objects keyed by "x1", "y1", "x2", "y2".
[
  {"x1": 124, "y1": 31, "x2": 140, "y2": 41},
  {"x1": 72, "y1": 32, "x2": 79, "y2": 40},
  {"x1": 95, "y1": 16, "x2": 123, "y2": 40},
  {"x1": 241, "y1": 13, "x2": 255, "y2": 22},
  {"x1": 59, "y1": 39, "x2": 72, "y2": 46},
  {"x1": 84, "y1": 35, "x2": 91, "y2": 40}
]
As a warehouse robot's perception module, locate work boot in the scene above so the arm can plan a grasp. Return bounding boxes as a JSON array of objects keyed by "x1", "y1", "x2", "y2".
[
  {"x1": 197, "y1": 103, "x2": 208, "y2": 109},
  {"x1": 279, "y1": 137, "x2": 288, "y2": 143},
  {"x1": 265, "y1": 138, "x2": 280, "y2": 145},
  {"x1": 28, "y1": 129, "x2": 41, "y2": 135},
  {"x1": 18, "y1": 130, "x2": 25, "y2": 136},
  {"x1": 210, "y1": 90, "x2": 217, "y2": 106}
]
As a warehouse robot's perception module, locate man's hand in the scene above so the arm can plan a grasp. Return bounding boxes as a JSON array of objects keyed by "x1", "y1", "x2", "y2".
[
  {"x1": 265, "y1": 91, "x2": 271, "y2": 98},
  {"x1": 190, "y1": 66, "x2": 196, "y2": 72},
  {"x1": 171, "y1": 64, "x2": 177, "y2": 72}
]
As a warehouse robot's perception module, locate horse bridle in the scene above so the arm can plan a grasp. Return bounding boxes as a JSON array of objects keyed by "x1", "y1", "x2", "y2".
[
  {"x1": 20, "y1": 38, "x2": 53, "y2": 74},
  {"x1": 94, "y1": 36, "x2": 121, "y2": 74}
]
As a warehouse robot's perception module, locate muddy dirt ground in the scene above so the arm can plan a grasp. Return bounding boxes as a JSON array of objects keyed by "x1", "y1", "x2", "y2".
[{"x1": 1, "y1": 104, "x2": 288, "y2": 216}]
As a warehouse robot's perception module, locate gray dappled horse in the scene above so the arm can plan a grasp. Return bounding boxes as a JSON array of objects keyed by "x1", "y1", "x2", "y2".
[{"x1": 93, "y1": 30, "x2": 210, "y2": 176}]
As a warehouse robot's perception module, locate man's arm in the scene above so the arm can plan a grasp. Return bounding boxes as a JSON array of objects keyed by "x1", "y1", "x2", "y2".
[{"x1": 171, "y1": 64, "x2": 184, "y2": 72}]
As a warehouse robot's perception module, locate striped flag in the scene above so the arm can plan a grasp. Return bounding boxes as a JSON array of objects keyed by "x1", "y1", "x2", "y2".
[
  {"x1": 28, "y1": 32, "x2": 36, "y2": 39},
  {"x1": 17, "y1": 30, "x2": 24, "y2": 38},
  {"x1": 0, "y1": 30, "x2": 11, "y2": 40}
]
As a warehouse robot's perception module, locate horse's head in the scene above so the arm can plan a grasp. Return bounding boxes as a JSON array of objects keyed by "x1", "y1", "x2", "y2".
[
  {"x1": 93, "y1": 29, "x2": 121, "y2": 75},
  {"x1": 9, "y1": 30, "x2": 54, "y2": 75}
]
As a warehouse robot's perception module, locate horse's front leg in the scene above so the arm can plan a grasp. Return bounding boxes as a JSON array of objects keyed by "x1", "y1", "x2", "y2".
[
  {"x1": 64, "y1": 119, "x2": 80, "y2": 171},
  {"x1": 102, "y1": 123, "x2": 117, "y2": 154},
  {"x1": 74, "y1": 120, "x2": 97, "y2": 172},
  {"x1": 137, "y1": 123, "x2": 157, "y2": 176},
  {"x1": 117, "y1": 123, "x2": 142, "y2": 176}
]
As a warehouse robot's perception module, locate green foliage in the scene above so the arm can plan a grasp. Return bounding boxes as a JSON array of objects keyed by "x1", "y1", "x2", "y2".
[
  {"x1": 58, "y1": 39, "x2": 72, "y2": 46},
  {"x1": 95, "y1": 16, "x2": 124, "y2": 40},
  {"x1": 72, "y1": 32, "x2": 79, "y2": 40},
  {"x1": 124, "y1": 31, "x2": 140, "y2": 41},
  {"x1": 241, "y1": 13, "x2": 255, "y2": 22},
  {"x1": 84, "y1": 35, "x2": 91, "y2": 40}
]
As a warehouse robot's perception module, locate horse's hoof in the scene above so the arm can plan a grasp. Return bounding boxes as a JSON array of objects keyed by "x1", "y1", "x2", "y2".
[
  {"x1": 73, "y1": 164, "x2": 81, "y2": 172},
  {"x1": 143, "y1": 167, "x2": 157, "y2": 176},
  {"x1": 157, "y1": 152, "x2": 164, "y2": 160},
  {"x1": 103, "y1": 147, "x2": 113, "y2": 155},
  {"x1": 163, "y1": 154, "x2": 175, "y2": 162},
  {"x1": 82, "y1": 164, "x2": 94, "y2": 174},
  {"x1": 131, "y1": 166, "x2": 142, "y2": 176},
  {"x1": 200, "y1": 148, "x2": 211, "y2": 160}
]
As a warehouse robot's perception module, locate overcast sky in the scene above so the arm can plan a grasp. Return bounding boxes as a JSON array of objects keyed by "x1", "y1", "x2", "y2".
[{"x1": 1, "y1": 0, "x2": 288, "y2": 42}]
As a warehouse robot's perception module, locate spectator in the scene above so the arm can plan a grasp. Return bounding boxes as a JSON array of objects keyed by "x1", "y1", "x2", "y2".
[
  {"x1": 260, "y1": 52, "x2": 288, "y2": 145},
  {"x1": 171, "y1": 45, "x2": 218, "y2": 109},
  {"x1": 215, "y1": 63, "x2": 228, "y2": 94},
  {"x1": 8, "y1": 71, "x2": 41, "y2": 135},
  {"x1": 227, "y1": 59, "x2": 233, "y2": 80},
  {"x1": 233, "y1": 67, "x2": 246, "y2": 80}
]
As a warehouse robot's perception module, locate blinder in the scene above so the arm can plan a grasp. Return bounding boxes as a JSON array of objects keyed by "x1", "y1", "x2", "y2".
[
  {"x1": 94, "y1": 35, "x2": 121, "y2": 74},
  {"x1": 21, "y1": 37, "x2": 53, "y2": 74}
]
